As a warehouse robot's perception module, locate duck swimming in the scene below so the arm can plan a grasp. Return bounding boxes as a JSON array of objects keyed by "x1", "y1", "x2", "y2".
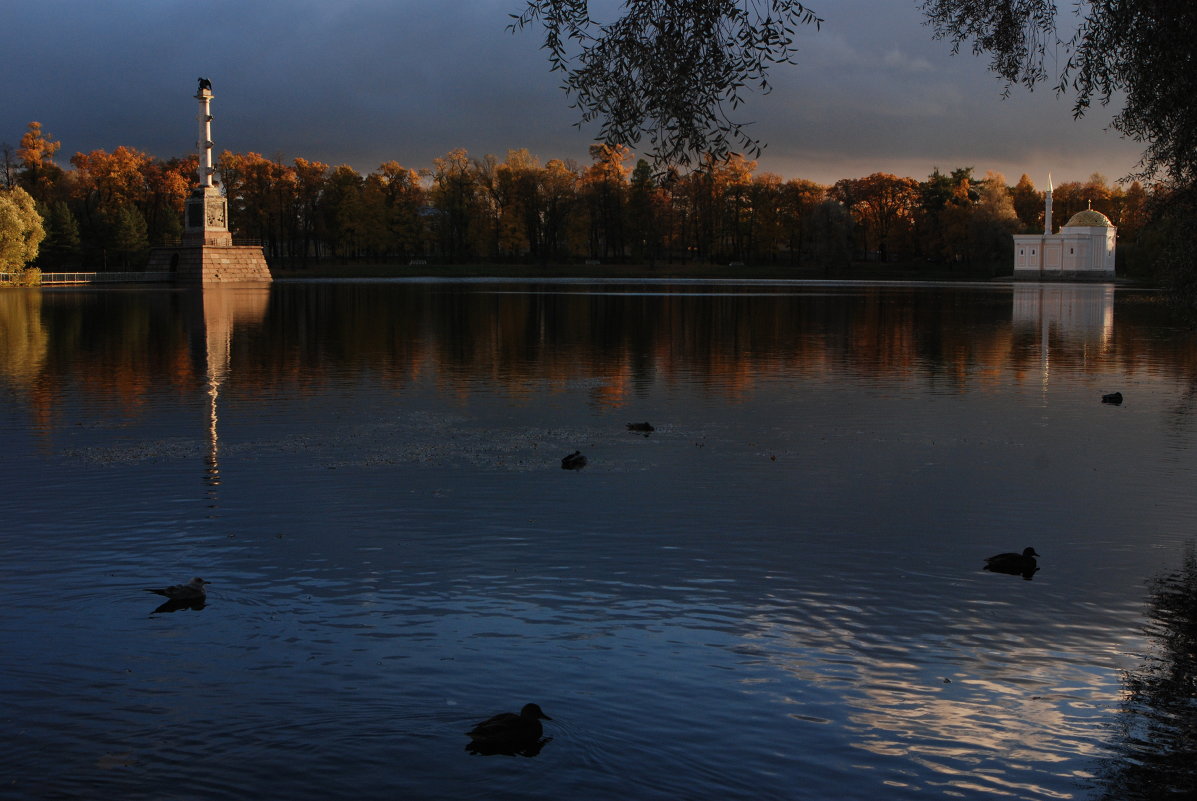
[
  {"x1": 467, "y1": 703, "x2": 552, "y2": 752},
  {"x1": 145, "y1": 577, "x2": 209, "y2": 600},
  {"x1": 626, "y1": 422, "x2": 654, "y2": 433},
  {"x1": 561, "y1": 451, "x2": 587, "y2": 470},
  {"x1": 984, "y1": 548, "x2": 1040, "y2": 578}
]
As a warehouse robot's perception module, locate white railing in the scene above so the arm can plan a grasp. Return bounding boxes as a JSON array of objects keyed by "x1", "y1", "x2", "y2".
[{"x1": 1, "y1": 271, "x2": 175, "y2": 286}]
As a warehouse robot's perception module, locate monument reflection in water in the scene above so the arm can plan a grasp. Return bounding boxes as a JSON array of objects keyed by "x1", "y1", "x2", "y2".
[
  {"x1": 193, "y1": 286, "x2": 271, "y2": 490},
  {"x1": 2, "y1": 280, "x2": 1196, "y2": 801}
]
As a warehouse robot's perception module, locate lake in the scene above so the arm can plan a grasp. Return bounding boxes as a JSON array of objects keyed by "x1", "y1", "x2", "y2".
[{"x1": 2, "y1": 279, "x2": 1195, "y2": 800}]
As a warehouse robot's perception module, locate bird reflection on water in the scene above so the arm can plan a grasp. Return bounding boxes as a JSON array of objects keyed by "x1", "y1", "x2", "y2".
[
  {"x1": 465, "y1": 735, "x2": 552, "y2": 757},
  {"x1": 151, "y1": 597, "x2": 207, "y2": 615}
]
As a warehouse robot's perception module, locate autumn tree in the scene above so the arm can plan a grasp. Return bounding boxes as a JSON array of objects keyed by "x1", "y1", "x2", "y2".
[
  {"x1": 473, "y1": 149, "x2": 540, "y2": 260},
  {"x1": 717, "y1": 153, "x2": 756, "y2": 263},
  {"x1": 70, "y1": 146, "x2": 154, "y2": 212},
  {"x1": 1010, "y1": 174, "x2": 1042, "y2": 233},
  {"x1": 1082, "y1": 173, "x2": 1113, "y2": 215},
  {"x1": 0, "y1": 186, "x2": 46, "y2": 273},
  {"x1": 778, "y1": 178, "x2": 826, "y2": 266},
  {"x1": 627, "y1": 158, "x2": 671, "y2": 265},
  {"x1": 579, "y1": 143, "x2": 632, "y2": 260},
  {"x1": 471, "y1": 153, "x2": 506, "y2": 259},
  {"x1": 537, "y1": 158, "x2": 580, "y2": 263},
  {"x1": 217, "y1": 151, "x2": 298, "y2": 257},
  {"x1": 677, "y1": 152, "x2": 757, "y2": 263},
  {"x1": 742, "y1": 172, "x2": 782, "y2": 264},
  {"x1": 431, "y1": 148, "x2": 482, "y2": 263},
  {"x1": 501, "y1": 151, "x2": 547, "y2": 260},
  {"x1": 918, "y1": 168, "x2": 957, "y2": 261},
  {"x1": 373, "y1": 160, "x2": 427, "y2": 260},
  {"x1": 833, "y1": 173, "x2": 920, "y2": 262},
  {"x1": 16, "y1": 122, "x2": 64, "y2": 203},
  {"x1": 67, "y1": 146, "x2": 147, "y2": 265},
  {"x1": 967, "y1": 170, "x2": 1021, "y2": 268},
  {"x1": 1050, "y1": 180, "x2": 1087, "y2": 225},
  {"x1": 140, "y1": 156, "x2": 194, "y2": 245},
  {"x1": 506, "y1": 150, "x2": 548, "y2": 259},
  {"x1": 1109, "y1": 180, "x2": 1148, "y2": 242},
  {"x1": 936, "y1": 168, "x2": 982, "y2": 263},
  {"x1": 290, "y1": 157, "x2": 329, "y2": 262},
  {"x1": 320, "y1": 164, "x2": 366, "y2": 259},
  {"x1": 806, "y1": 198, "x2": 853, "y2": 270}
]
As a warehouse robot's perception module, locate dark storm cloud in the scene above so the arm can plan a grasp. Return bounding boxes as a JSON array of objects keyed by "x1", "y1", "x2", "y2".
[{"x1": 2, "y1": 1, "x2": 1142, "y2": 186}]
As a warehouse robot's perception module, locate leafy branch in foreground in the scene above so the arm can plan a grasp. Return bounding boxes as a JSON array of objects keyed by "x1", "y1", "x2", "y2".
[
  {"x1": 511, "y1": 1, "x2": 822, "y2": 167},
  {"x1": 921, "y1": 0, "x2": 1197, "y2": 186}
]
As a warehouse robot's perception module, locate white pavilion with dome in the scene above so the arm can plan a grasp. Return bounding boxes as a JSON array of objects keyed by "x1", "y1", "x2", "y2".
[{"x1": 1013, "y1": 176, "x2": 1116, "y2": 280}]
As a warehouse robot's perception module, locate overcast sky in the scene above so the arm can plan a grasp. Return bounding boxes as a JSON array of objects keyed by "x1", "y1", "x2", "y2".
[{"x1": 2, "y1": 0, "x2": 1145, "y2": 188}]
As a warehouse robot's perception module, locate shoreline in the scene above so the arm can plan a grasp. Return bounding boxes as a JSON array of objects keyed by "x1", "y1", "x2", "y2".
[{"x1": 269, "y1": 261, "x2": 1013, "y2": 283}]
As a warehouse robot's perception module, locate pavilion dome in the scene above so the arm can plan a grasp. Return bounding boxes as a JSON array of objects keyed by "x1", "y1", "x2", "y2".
[{"x1": 1064, "y1": 209, "x2": 1114, "y2": 228}]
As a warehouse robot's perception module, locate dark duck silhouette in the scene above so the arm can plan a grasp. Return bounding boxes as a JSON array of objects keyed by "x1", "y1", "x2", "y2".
[
  {"x1": 145, "y1": 577, "x2": 209, "y2": 613},
  {"x1": 145, "y1": 577, "x2": 209, "y2": 600},
  {"x1": 561, "y1": 451, "x2": 587, "y2": 470},
  {"x1": 626, "y1": 422, "x2": 654, "y2": 433},
  {"x1": 1102, "y1": 391, "x2": 1123, "y2": 404},
  {"x1": 466, "y1": 703, "x2": 552, "y2": 756},
  {"x1": 984, "y1": 548, "x2": 1040, "y2": 579}
]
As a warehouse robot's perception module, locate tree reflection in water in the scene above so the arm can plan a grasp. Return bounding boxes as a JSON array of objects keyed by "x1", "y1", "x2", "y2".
[{"x1": 1100, "y1": 545, "x2": 1197, "y2": 799}]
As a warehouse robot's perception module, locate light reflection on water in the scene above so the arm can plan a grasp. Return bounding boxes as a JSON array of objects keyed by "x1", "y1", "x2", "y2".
[{"x1": 1, "y1": 280, "x2": 1196, "y2": 800}]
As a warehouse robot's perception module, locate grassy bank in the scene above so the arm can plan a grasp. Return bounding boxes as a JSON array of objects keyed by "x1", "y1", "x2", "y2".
[{"x1": 270, "y1": 260, "x2": 1009, "y2": 282}]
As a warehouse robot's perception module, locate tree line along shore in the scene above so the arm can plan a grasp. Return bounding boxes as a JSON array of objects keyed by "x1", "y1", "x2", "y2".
[{"x1": 2, "y1": 121, "x2": 1163, "y2": 282}]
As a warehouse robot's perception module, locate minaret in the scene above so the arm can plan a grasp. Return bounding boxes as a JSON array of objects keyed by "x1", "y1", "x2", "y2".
[
  {"x1": 183, "y1": 78, "x2": 232, "y2": 247},
  {"x1": 1044, "y1": 173, "x2": 1054, "y2": 235}
]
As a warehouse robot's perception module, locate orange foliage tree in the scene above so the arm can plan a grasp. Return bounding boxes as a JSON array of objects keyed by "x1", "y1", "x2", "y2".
[
  {"x1": 579, "y1": 144, "x2": 632, "y2": 260},
  {"x1": 16, "y1": 122, "x2": 64, "y2": 203},
  {"x1": 833, "y1": 173, "x2": 921, "y2": 261}
]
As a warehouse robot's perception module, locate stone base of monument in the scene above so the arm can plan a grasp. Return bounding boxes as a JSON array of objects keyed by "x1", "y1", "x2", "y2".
[
  {"x1": 147, "y1": 238, "x2": 272, "y2": 284},
  {"x1": 147, "y1": 186, "x2": 272, "y2": 283}
]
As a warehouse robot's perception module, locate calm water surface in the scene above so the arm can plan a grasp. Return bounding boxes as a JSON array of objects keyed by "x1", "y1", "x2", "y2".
[{"x1": 2, "y1": 279, "x2": 1196, "y2": 800}]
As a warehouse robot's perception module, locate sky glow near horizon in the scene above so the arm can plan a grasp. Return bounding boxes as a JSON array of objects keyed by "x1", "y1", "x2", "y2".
[{"x1": 3, "y1": 0, "x2": 1145, "y2": 188}]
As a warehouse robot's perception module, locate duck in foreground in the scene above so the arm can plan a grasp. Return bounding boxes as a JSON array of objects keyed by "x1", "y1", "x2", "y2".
[
  {"x1": 466, "y1": 703, "x2": 552, "y2": 756},
  {"x1": 626, "y1": 421, "x2": 654, "y2": 433},
  {"x1": 1102, "y1": 391, "x2": 1123, "y2": 405},
  {"x1": 984, "y1": 548, "x2": 1040, "y2": 579},
  {"x1": 145, "y1": 577, "x2": 209, "y2": 601},
  {"x1": 561, "y1": 451, "x2": 587, "y2": 470}
]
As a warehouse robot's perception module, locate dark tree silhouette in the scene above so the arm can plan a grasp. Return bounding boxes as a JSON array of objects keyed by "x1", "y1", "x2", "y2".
[
  {"x1": 921, "y1": 0, "x2": 1197, "y2": 187},
  {"x1": 516, "y1": 1, "x2": 1195, "y2": 188},
  {"x1": 511, "y1": 1, "x2": 822, "y2": 166}
]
